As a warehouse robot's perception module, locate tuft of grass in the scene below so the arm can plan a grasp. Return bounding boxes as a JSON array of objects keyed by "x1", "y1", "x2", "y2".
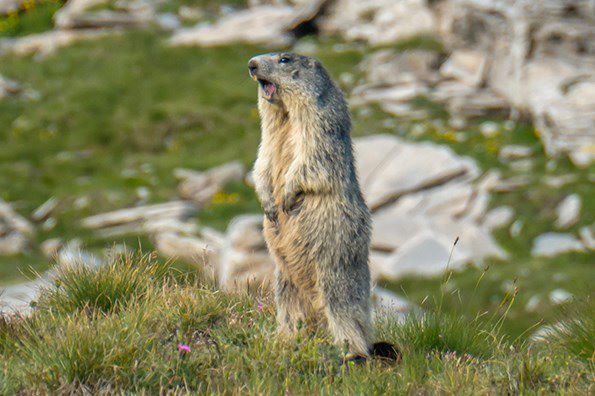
[
  {"x1": 36, "y1": 251, "x2": 173, "y2": 314},
  {"x1": 546, "y1": 298, "x2": 594, "y2": 361},
  {"x1": 385, "y1": 312, "x2": 502, "y2": 359}
]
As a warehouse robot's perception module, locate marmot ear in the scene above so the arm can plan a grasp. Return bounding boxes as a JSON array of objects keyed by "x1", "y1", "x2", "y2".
[{"x1": 307, "y1": 58, "x2": 319, "y2": 68}]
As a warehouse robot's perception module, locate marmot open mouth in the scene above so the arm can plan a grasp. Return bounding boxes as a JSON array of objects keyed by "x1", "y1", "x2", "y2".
[{"x1": 258, "y1": 79, "x2": 276, "y2": 100}]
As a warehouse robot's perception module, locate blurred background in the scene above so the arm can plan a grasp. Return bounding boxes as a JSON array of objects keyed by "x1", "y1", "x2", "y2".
[{"x1": 0, "y1": 0, "x2": 593, "y2": 339}]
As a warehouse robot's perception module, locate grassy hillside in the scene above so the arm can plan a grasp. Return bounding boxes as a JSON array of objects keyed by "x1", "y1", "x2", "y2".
[
  {"x1": 0, "y1": 29, "x2": 593, "y2": 341},
  {"x1": 1, "y1": 254, "x2": 592, "y2": 394}
]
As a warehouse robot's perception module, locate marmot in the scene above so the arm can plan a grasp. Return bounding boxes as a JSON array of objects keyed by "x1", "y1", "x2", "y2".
[{"x1": 248, "y1": 52, "x2": 382, "y2": 359}]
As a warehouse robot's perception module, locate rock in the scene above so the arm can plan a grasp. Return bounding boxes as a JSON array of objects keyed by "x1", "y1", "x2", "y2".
[
  {"x1": 509, "y1": 219, "x2": 524, "y2": 238},
  {"x1": 56, "y1": 240, "x2": 103, "y2": 269},
  {"x1": 0, "y1": 0, "x2": 22, "y2": 15},
  {"x1": 440, "y1": 50, "x2": 487, "y2": 87},
  {"x1": 525, "y1": 295, "x2": 541, "y2": 312},
  {"x1": 0, "y1": 199, "x2": 34, "y2": 255},
  {"x1": 0, "y1": 74, "x2": 24, "y2": 99},
  {"x1": 555, "y1": 194, "x2": 581, "y2": 229},
  {"x1": 226, "y1": 214, "x2": 266, "y2": 252},
  {"x1": 0, "y1": 29, "x2": 115, "y2": 57},
  {"x1": 351, "y1": 83, "x2": 429, "y2": 108},
  {"x1": 154, "y1": 232, "x2": 219, "y2": 277},
  {"x1": 380, "y1": 232, "x2": 456, "y2": 279},
  {"x1": 169, "y1": 5, "x2": 295, "y2": 47},
  {"x1": 531, "y1": 232, "x2": 585, "y2": 257},
  {"x1": 543, "y1": 174, "x2": 577, "y2": 188},
  {"x1": 156, "y1": 13, "x2": 181, "y2": 31},
  {"x1": 361, "y1": 49, "x2": 440, "y2": 87},
  {"x1": 40, "y1": 238, "x2": 63, "y2": 259},
  {"x1": 482, "y1": 206, "x2": 514, "y2": 230},
  {"x1": 579, "y1": 225, "x2": 595, "y2": 250},
  {"x1": 549, "y1": 289, "x2": 573, "y2": 305},
  {"x1": 372, "y1": 287, "x2": 410, "y2": 321},
  {"x1": 509, "y1": 159, "x2": 534, "y2": 172},
  {"x1": 82, "y1": 200, "x2": 196, "y2": 229},
  {"x1": 175, "y1": 161, "x2": 245, "y2": 206},
  {"x1": 354, "y1": 134, "x2": 478, "y2": 210},
  {"x1": 479, "y1": 121, "x2": 499, "y2": 138},
  {"x1": 31, "y1": 197, "x2": 59, "y2": 222},
  {"x1": 219, "y1": 215, "x2": 273, "y2": 291},
  {"x1": 321, "y1": 0, "x2": 435, "y2": 45},
  {"x1": 499, "y1": 145, "x2": 533, "y2": 162}
]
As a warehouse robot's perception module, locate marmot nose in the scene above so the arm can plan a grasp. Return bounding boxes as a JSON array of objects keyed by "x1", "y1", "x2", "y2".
[{"x1": 248, "y1": 59, "x2": 258, "y2": 75}]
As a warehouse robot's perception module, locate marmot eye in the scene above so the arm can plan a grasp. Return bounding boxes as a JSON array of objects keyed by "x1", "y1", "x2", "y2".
[{"x1": 279, "y1": 57, "x2": 291, "y2": 64}]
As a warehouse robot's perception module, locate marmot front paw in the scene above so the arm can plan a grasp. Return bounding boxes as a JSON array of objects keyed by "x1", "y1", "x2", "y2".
[
  {"x1": 282, "y1": 190, "x2": 305, "y2": 215},
  {"x1": 262, "y1": 201, "x2": 279, "y2": 224}
]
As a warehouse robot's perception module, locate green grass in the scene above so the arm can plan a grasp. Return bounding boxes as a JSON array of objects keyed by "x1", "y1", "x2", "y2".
[
  {"x1": 0, "y1": 0, "x2": 64, "y2": 38},
  {"x1": 0, "y1": 254, "x2": 592, "y2": 394},
  {"x1": 0, "y1": 29, "x2": 593, "y2": 340}
]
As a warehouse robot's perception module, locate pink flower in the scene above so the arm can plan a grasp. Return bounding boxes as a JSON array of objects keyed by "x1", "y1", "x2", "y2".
[
  {"x1": 257, "y1": 303, "x2": 263, "y2": 311},
  {"x1": 177, "y1": 343, "x2": 191, "y2": 353}
]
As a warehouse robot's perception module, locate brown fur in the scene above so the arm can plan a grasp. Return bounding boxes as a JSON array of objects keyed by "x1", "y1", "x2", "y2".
[{"x1": 249, "y1": 52, "x2": 373, "y2": 357}]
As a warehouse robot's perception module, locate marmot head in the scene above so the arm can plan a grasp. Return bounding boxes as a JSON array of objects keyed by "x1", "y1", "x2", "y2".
[{"x1": 248, "y1": 52, "x2": 335, "y2": 107}]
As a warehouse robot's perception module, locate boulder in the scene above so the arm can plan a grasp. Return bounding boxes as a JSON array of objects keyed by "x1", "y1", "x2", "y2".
[
  {"x1": 169, "y1": 5, "x2": 295, "y2": 47},
  {"x1": 554, "y1": 194, "x2": 581, "y2": 229},
  {"x1": 354, "y1": 134, "x2": 478, "y2": 210},
  {"x1": 175, "y1": 161, "x2": 245, "y2": 206},
  {"x1": 531, "y1": 232, "x2": 585, "y2": 257}
]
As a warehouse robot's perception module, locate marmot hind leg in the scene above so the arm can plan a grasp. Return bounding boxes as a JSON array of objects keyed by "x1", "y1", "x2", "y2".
[
  {"x1": 318, "y1": 261, "x2": 373, "y2": 357},
  {"x1": 273, "y1": 264, "x2": 311, "y2": 337}
]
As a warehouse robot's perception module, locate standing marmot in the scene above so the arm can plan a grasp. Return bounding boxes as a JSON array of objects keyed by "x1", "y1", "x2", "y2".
[{"x1": 248, "y1": 52, "x2": 374, "y2": 359}]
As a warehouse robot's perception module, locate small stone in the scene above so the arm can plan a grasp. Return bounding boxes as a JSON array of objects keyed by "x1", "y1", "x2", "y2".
[
  {"x1": 509, "y1": 219, "x2": 524, "y2": 238},
  {"x1": 578, "y1": 225, "x2": 595, "y2": 250},
  {"x1": 555, "y1": 194, "x2": 581, "y2": 229},
  {"x1": 549, "y1": 289, "x2": 573, "y2": 305},
  {"x1": 543, "y1": 174, "x2": 577, "y2": 188},
  {"x1": 531, "y1": 232, "x2": 585, "y2": 257},
  {"x1": 499, "y1": 145, "x2": 533, "y2": 162},
  {"x1": 31, "y1": 197, "x2": 58, "y2": 222},
  {"x1": 156, "y1": 13, "x2": 181, "y2": 31},
  {"x1": 41, "y1": 217, "x2": 56, "y2": 231},
  {"x1": 509, "y1": 159, "x2": 534, "y2": 172},
  {"x1": 525, "y1": 295, "x2": 541, "y2": 312},
  {"x1": 40, "y1": 238, "x2": 63, "y2": 258},
  {"x1": 479, "y1": 121, "x2": 499, "y2": 137},
  {"x1": 448, "y1": 116, "x2": 467, "y2": 130},
  {"x1": 483, "y1": 206, "x2": 514, "y2": 229}
]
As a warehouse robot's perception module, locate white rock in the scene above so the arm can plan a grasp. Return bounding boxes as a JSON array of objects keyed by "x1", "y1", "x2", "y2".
[
  {"x1": 40, "y1": 238, "x2": 63, "y2": 259},
  {"x1": 509, "y1": 219, "x2": 524, "y2": 238},
  {"x1": 543, "y1": 174, "x2": 577, "y2": 188},
  {"x1": 354, "y1": 134, "x2": 478, "y2": 210},
  {"x1": 226, "y1": 214, "x2": 266, "y2": 252},
  {"x1": 549, "y1": 289, "x2": 573, "y2": 305},
  {"x1": 380, "y1": 232, "x2": 459, "y2": 279},
  {"x1": 440, "y1": 50, "x2": 487, "y2": 87},
  {"x1": 479, "y1": 121, "x2": 499, "y2": 137},
  {"x1": 525, "y1": 295, "x2": 541, "y2": 312},
  {"x1": 175, "y1": 161, "x2": 245, "y2": 206},
  {"x1": 579, "y1": 225, "x2": 595, "y2": 250},
  {"x1": 322, "y1": 0, "x2": 435, "y2": 45},
  {"x1": 1, "y1": 29, "x2": 114, "y2": 57},
  {"x1": 499, "y1": 145, "x2": 533, "y2": 162},
  {"x1": 154, "y1": 232, "x2": 219, "y2": 277},
  {"x1": 531, "y1": 232, "x2": 585, "y2": 257},
  {"x1": 372, "y1": 287, "x2": 410, "y2": 322},
  {"x1": 169, "y1": 5, "x2": 295, "y2": 47},
  {"x1": 555, "y1": 194, "x2": 581, "y2": 229},
  {"x1": 483, "y1": 206, "x2": 515, "y2": 230}
]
